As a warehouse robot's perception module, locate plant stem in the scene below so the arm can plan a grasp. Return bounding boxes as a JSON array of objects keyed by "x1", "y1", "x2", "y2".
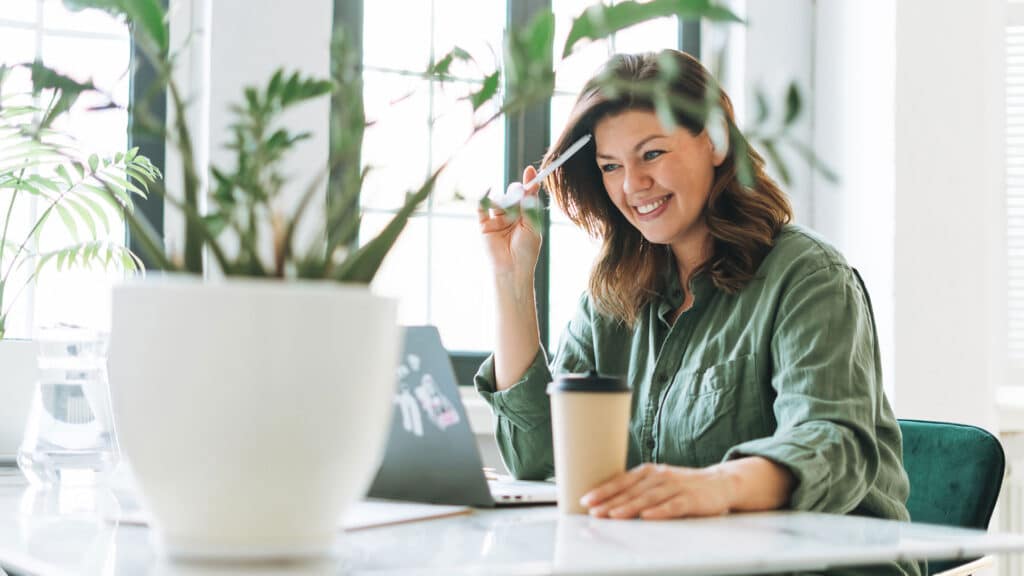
[
  {"x1": 167, "y1": 80, "x2": 204, "y2": 274},
  {"x1": 0, "y1": 166, "x2": 26, "y2": 267},
  {"x1": 1, "y1": 177, "x2": 70, "y2": 289}
]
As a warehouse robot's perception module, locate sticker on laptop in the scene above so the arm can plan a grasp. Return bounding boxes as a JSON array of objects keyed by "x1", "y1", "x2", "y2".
[{"x1": 394, "y1": 354, "x2": 460, "y2": 437}]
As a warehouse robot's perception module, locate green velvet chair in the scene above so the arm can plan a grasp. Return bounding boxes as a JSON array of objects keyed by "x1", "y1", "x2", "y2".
[{"x1": 899, "y1": 419, "x2": 1006, "y2": 575}]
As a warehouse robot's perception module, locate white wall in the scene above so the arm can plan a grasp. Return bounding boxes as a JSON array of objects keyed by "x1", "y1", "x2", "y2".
[
  {"x1": 813, "y1": 2, "x2": 896, "y2": 405},
  {"x1": 165, "y1": 0, "x2": 332, "y2": 272},
  {"x1": 730, "y1": 0, "x2": 897, "y2": 400},
  {"x1": 732, "y1": 0, "x2": 1006, "y2": 431},
  {"x1": 893, "y1": 0, "x2": 1006, "y2": 429}
]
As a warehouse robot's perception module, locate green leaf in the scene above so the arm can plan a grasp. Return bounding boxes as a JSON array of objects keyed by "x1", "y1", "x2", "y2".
[
  {"x1": 504, "y1": 9, "x2": 555, "y2": 103},
  {"x1": 731, "y1": 129, "x2": 754, "y2": 188},
  {"x1": 333, "y1": 168, "x2": 442, "y2": 283},
  {"x1": 244, "y1": 87, "x2": 260, "y2": 113},
  {"x1": 562, "y1": 0, "x2": 743, "y2": 58},
  {"x1": 55, "y1": 164, "x2": 74, "y2": 187},
  {"x1": 788, "y1": 139, "x2": 839, "y2": 184},
  {"x1": 83, "y1": 182, "x2": 130, "y2": 210},
  {"x1": 754, "y1": 89, "x2": 770, "y2": 126},
  {"x1": 27, "y1": 174, "x2": 61, "y2": 194},
  {"x1": 429, "y1": 46, "x2": 473, "y2": 78},
  {"x1": 202, "y1": 213, "x2": 229, "y2": 238},
  {"x1": 73, "y1": 192, "x2": 112, "y2": 235},
  {"x1": 760, "y1": 139, "x2": 791, "y2": 186},
  {"x1": 54, "y1": 203, "x2": 81, "y2": 242},
  {"x1": 29, "y1": 61, "x2": 99, "y2": 127},
  {"x1": 88, "y1": 153, "x2": 99, "y2": 173},
  {"x1": 102, "y1": 172, "x2": 147, "y2": 197},
  {"x1": 469, "y1": 72, "x2": 500, "y2": 111},
  {"x1": 267, "y1": 69, "x2": 284, "y2": 101},
  {"x1": 654, "y1": 91, "x2": 676, "y2": 132},
  {"x1": 784, "y1": 82, "x2": 801, "y2": 126},
  {"x1": 66, "y1": 196, "x2": 97, "y2": 239}
]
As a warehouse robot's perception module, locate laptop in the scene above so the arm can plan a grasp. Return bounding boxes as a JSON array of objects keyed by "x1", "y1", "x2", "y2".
[{"x1": 367, "y1": 326, "x2": 557, "y2": 507}]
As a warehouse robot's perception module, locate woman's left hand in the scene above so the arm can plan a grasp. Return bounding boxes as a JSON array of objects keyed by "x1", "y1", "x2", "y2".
[{"x1": 581, "y1": 463, "x2": 737, "y2": 520}]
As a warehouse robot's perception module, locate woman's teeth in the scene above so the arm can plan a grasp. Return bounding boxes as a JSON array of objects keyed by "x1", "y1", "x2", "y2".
[{"x1": 636, "y1": 196, "x2": 668, "y2": 215}]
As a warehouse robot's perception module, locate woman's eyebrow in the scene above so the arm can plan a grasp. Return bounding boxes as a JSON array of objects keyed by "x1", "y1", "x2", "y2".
[{"x1": 595, "y1": 134, "x2": 667, "y2": 159}]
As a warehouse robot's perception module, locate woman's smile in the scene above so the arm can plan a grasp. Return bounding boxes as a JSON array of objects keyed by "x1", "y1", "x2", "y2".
[{"x1": 634, "y1": 194, "x2": 673, "y2": 219}]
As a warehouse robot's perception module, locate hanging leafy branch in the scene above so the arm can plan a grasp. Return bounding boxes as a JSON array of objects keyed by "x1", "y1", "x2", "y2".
[
  {"x1": 40, "y1": 0, "x2": 833, "y2": 290},
  {"x1": 0, "y1": 68, "x2": 159, "y2": 338}
]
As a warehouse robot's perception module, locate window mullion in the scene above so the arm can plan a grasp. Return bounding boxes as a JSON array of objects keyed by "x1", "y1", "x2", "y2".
[
  {"x1": 507, "y1": 0, "x2": 552, "y2": 353},
  {"x1": 126, "y1": 0, "x2": 168, "y2": 264}
]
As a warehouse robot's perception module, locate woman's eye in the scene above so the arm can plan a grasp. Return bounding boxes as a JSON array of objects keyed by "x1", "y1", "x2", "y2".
[
  {"x1": 600, "y1": 163, "x2": 620, "y2": 173},
  {"x1": 643, "y1": 150, "x2": 664, "y2": 161}
]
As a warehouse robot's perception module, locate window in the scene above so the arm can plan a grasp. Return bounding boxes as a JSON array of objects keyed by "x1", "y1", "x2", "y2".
[
  {"x1": 356, "y1": 0, "x2": 693, "y2": 384},
  {"x1": 0, "y1": 1, "x2": 132, "y2": 338}
]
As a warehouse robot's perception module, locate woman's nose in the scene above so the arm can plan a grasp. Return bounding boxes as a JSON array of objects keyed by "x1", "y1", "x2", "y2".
[{"x1": 622, "y1": 165, "x2": 652, "y2": 196}]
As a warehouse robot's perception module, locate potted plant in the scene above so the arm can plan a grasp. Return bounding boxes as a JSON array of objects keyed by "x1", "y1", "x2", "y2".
[
  {"x1": 36, "y1": 0, "x2": 825, "y2": 560},
  {"x1": 0, "y1": 63, "x2": 157, "y2": 458}
]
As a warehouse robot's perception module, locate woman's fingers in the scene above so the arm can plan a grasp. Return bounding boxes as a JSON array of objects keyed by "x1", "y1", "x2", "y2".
[
  {"x1": 639, "y1": 494, "x2": 697, "y2": 520},
  {"x1": 606, "y1": 481, "x2": 679, "y2": 518},
  {"x1": 600, "y1": 479, "x2": 679, "y2": 519},
  {"x1": 522, "y1": 165, "x2": 540, "y2": 197},
  {"x1": 581, "y1": 464, "x2": 652, "y2": 508},
  {"x1": 587, "y1": 465, "x2": 676, "y2": 518}
]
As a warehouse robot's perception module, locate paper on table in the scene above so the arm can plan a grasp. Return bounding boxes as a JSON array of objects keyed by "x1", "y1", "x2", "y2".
[
  {"x1": 343, "y1": 499, "x2": 471, "y2": 531},
  {"x1": 109, "y1": 498, "x2": 471, "y2": 531}
]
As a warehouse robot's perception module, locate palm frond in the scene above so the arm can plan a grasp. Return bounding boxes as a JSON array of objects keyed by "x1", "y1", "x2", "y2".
[{"x1": 35, "y1": 241, "x2": 141, "y2": 275}]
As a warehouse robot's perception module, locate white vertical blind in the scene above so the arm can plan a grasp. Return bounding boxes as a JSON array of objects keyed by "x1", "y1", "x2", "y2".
[{"x1": 1008, "y1": 2, "x2": 1024, "y2": 379}]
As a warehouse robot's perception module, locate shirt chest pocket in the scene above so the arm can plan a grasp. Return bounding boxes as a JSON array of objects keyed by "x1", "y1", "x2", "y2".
[{"x1": 657, "y1": 354, "x2": 763, "y2": 467}]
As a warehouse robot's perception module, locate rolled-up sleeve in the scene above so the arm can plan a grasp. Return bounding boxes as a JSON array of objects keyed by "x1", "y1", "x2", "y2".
[
  {"x1": 724, "y1": 264, "x2": 882, "y2": 513},
  {"x1": 474, "y1": 294, "x2": 598, "y2": 480},
  {"x1": 474, "y1": 349, "x2": 555, "y2": 480}
]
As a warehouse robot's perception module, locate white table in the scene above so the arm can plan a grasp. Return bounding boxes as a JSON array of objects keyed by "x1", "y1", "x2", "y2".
[{"x1": 0, "y1": 473, "x2": 1023, "y2": 576}]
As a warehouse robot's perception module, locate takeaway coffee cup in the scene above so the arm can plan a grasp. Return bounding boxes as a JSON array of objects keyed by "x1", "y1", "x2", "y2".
[{"x1": 548, "y1": 371, "x2": 631, "y2": 515}]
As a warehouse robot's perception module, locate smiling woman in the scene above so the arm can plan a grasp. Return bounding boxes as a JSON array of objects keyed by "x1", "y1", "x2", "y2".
[
  {"x1": 548, "y1": 51, "x2": 792, "y2": 326},
  {"x1": 474, "y1": 49, "x2": 920, "y2": 576}
]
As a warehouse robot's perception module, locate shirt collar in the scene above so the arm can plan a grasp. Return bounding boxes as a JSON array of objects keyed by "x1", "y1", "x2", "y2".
[{"x1": 656, "y1": 262, "x2": 715, "y2": 325}]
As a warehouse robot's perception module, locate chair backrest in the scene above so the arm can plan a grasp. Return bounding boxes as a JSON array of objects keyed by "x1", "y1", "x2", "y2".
[
  {"x1": 899, "y1": 419, "x2": 1005, "y2": 530},
  {"x1": 900, "y1": 419, "x2": 1005, "y2": 575}
]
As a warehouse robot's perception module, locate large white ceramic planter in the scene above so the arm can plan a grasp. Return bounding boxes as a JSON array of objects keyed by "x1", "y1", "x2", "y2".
[
  {"x1": 108, "y1": 277, "x2": 398, "y2": 560},
  {"x1": 0, "y1": 339, "x2": 38, "y2": 458}
]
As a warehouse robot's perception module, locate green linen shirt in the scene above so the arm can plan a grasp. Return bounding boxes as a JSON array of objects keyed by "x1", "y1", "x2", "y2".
[{"x1": 475, "y1": 225, "x2": 919, "y2": 576}]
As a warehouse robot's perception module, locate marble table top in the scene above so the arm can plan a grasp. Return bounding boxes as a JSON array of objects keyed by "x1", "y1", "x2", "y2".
[{"x1": 0, "y1": 472, "x2": 1022, "y2": 575}]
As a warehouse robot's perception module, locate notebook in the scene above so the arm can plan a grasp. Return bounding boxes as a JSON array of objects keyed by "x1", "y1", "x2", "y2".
[{"x1": 366, "y1": 326, "x2": 557, "y2": 507}]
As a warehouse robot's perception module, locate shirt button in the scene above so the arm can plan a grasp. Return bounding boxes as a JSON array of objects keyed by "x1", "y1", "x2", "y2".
[{"x1": 646, "y1": 438, "x2": 655, "y2": 450}]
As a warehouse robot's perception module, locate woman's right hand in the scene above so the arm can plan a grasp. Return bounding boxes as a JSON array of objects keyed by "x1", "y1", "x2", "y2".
[{"x1": 478, "y1": 165, "x2": 543, "y2": 278}]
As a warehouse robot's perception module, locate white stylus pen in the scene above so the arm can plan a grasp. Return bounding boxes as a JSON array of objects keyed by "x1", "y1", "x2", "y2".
[{"x1": 497, "y1": 134, "x2": 593, "y2": 209}]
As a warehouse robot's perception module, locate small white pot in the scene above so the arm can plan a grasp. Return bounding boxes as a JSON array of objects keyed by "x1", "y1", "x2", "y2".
[
  {"x1": 0, "y1": 339, "x2": 38, "y2": 457},
  {"x1": 108, "y1": 277, "x2": 398, "y2": 560}
]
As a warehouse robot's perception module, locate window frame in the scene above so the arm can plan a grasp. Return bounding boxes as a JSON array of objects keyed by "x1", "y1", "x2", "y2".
[{"x1": 126, "y1": 0, "x2": 167, "y2": 264}]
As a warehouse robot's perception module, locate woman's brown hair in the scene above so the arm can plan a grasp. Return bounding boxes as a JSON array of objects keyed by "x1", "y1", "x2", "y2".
[{"x1": 543, "y1": 49, "x2": 792, "y2": 326}]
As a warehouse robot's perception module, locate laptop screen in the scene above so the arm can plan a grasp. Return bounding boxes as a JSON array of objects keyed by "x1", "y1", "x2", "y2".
[{"x1": 366, "y1": 326, "x2": 495, "y2": 506}]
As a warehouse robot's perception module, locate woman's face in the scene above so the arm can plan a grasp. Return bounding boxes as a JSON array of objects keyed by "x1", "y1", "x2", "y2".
[{"x1": 593, "y1": 109, "x2": 723, "y2": 252}]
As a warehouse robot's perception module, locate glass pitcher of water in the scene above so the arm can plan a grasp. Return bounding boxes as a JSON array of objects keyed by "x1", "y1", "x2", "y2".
[{"x1": 17, "y1": 325, "x2": 120, "y2": 486}]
